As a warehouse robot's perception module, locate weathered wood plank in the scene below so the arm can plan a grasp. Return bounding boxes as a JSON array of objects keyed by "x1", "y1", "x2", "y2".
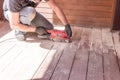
[
  {"x1": 50, "y1": 42, "x2": 76, "y2": 80},
  {"x1": 0, "y1": 22, "x2": 11, "y2": 38},
  {"x1": 71, "y1": 26, "x2": 83, "y2": 41},
  {"x1": 69, "y1": 27, "x2": 91, "y2": 80},
  {"x1": 32, "y1": 43, "x2": 68, "y2": 80},
  {"x1": 112, "y1": 32, "x2": 120, "y2": 70},
  {"x1": 87, "y1": 28, "x2": 103, "y2": 80},
  {"x1": 0, "y1": 0, "x2": 5, "y2": 20},
  {"x1": 102, "y1": 28, "x2": 120, "y2": 80}
]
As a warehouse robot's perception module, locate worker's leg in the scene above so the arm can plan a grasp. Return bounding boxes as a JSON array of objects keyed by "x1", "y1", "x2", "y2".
[
  {"x1": 30, "y1": 12, "x2": 54, "y2": 39},
  {"x1": 3, "y1": 7, "x2": 36, "y2": 41},
  {"x1": 20, "y1": 7, "x2": 36, "y2": 25},
  {"x1": 16, "y1": 7, "x2": 36, "y2": 41},
  {"x1": 4, "y1": 7, "x2": 53, "y2": 40},
  {"x1": 31, "y1": 12, "x2": 53, "y2": 30},
  {"x1": 17, "y1": 7, "x2": 54, "y2": 40},
  {"x1": 18, "y1": 8, "x2": 54, "y2": 40}
]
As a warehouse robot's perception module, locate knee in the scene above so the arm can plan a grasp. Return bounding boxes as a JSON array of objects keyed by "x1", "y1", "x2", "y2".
[{"x1": 20, "y1": 7, "x2": 36, "y2": 22}]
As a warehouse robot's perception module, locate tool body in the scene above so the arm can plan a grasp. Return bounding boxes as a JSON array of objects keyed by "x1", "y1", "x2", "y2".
[{"x1": 47, "y1": 29, "x2": 70, "y2": 42}]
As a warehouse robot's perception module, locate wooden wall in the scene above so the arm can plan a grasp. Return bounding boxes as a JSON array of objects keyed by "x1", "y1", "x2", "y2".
[
  {"x1": 37, "y1": 0, "x2": 115, "y2": 27},
  {"x1": 0, "y1": 0, "x2": 5, "y2": 21}
]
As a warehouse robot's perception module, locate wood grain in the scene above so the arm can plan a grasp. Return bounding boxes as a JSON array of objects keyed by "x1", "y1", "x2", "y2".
[
  {"x1": 69, "y1": 27, "x2": 92, "y2": 80},
  {"x1": 102, "y1": 28, "x2": 120, "y2": 80}
]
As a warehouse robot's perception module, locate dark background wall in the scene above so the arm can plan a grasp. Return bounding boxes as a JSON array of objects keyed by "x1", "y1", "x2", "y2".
[
  {"x1": 0, "y1": 0, "x2": 5, "y2": 21},
  {"x1": 112, "y1": 0, "x2": 120, "y2": 30}
]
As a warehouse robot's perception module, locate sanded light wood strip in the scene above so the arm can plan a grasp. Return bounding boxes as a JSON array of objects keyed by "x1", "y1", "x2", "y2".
[
  {"x1": 35, "y1": 12, "x2": 53, "y2": 19},
  {"x1": 0, "y1": 31, "x2": 18, "y2": 59},
  {"x1": 0, "y1": 41, "x2": 53, "y2": 80},
  {"x1": 0, "y1": 42, "x2": 28, "y2": 80},
  {"x1": 37, "y1": 2, "x2": 50, "y2": 8},
  {"x1": 36, "y1": 8, "x2": 53, "y2": 13},
  {"x1": 102, "y1": 28, "x2": 120, "y2": 80},
  {"x1": 0, "y1": 44, "x2": 22, "y2": 73},
  {"x1": 12, "y1": 41, "x2": 53, "y2": 80}
]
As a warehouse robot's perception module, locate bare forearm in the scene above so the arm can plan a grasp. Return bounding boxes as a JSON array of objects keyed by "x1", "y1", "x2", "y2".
[
  {"x1": 10, "y1": 23, "x2": 36, "y2": 32},
  {"x1": 53, "y1": 6, "x2": 68, "y2": 25},
  {"x1": 47, "y1": 0, "x2": 69, "y2": 25},
  {"x1": 8, "y1": 12, "x2": 36, "y2": 32}
]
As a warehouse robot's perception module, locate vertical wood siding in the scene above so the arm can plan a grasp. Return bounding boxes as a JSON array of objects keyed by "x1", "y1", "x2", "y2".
[
  {"x1": 0, "y1": 0, "x2": 5, "y2": 21},
  {"x1": 36, "y1": 0, "x2": 115, "y2": 27}
]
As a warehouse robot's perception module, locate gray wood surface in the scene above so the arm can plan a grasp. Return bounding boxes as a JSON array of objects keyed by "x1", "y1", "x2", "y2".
[{"x1": 0, "y1": 24, "x2": 120, "y2": 80}]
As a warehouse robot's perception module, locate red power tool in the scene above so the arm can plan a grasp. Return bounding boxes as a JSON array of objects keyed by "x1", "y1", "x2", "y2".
[{"x1": 47, "y1": 29, "x2": 70, "y2": 43}]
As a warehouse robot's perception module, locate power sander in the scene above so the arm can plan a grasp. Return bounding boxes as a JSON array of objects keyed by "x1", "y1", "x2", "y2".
[{"x1": 47, "y1": 29, "x2": 70, "y2": 43}]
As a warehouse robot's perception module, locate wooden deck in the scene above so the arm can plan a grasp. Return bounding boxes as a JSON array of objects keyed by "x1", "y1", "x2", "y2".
[{"x1": 0, "y1": 22, "x2": 120, "y2": 80}]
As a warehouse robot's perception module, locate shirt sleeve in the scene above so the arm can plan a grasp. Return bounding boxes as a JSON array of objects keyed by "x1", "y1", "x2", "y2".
[
  {"x1": 9, "y1": 0, "x2": 22, "y2": 12},
  {"x1": 44, "y1": 0, "x2": 49, "y2": 2}
]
